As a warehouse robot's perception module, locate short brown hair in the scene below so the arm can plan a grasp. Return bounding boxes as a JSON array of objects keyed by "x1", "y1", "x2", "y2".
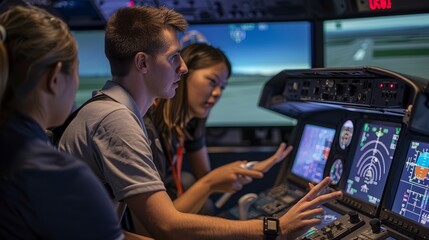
[{"x1": 105, "y1": 6, "x2": 188, "y2": 77}]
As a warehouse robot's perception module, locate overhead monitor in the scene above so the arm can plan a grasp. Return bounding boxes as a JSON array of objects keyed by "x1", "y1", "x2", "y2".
[
  {"x1": 344, "y1": 121, "x2": 401, "y2": 206},
  {"x1": 291, "y1": 124, "x2": 336, "y2": 183},
  {"x1": 184, "y1": 21, "x2": 312, "y2": 127},
  {"x1": 391, "y1": 140, "x2": 429, "y2": 227},
  {"x1": 324, "y1": 13, "x2": 429, "y2": 80}
]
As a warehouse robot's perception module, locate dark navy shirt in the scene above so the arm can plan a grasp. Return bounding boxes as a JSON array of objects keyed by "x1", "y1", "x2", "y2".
[
  {"x1": 144, "y1": 112, "x2": 206, "y2": 199},
  {"x1": 0, "y1": 114, "x2": 124, "y2": 240}
]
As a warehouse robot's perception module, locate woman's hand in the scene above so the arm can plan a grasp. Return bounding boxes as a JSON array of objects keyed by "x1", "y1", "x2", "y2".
[
  {"x1": 252, "y1": 142, "x2": 293, "y2": 173},
  {"x1": 202, "y1": 161, "x2": 263, "y2": 193}
]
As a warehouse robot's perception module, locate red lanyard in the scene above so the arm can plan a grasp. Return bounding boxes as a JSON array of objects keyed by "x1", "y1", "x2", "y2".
[{"x1": 166, "y1": 144, "x2": 184, "y2": 195}]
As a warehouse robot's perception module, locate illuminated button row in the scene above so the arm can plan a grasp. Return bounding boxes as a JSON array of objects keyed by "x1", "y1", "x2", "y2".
[{"x1": 379, "y1": 83, "x2": 396, "y2": 89}]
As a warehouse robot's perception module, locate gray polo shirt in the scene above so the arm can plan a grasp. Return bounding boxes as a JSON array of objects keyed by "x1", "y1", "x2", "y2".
[{"x1": 58, "y1": 81, "x2": 165, "y2": 217}]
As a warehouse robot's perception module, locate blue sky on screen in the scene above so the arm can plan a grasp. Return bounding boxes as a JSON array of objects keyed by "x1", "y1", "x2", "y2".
[
  {"x1": 184, "y1": 22, "x2": 311, "y2": 75},
  {"x1": 74, "y1": 21, "x2": 312, "y2": 77}
]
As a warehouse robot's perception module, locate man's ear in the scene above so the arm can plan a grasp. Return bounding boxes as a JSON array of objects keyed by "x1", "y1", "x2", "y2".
[
  {"x1": 135, "y1": 52, "x2": 148, "y2": 74},
  {"x1": 45, "y1": 62, "x2": 63, "y2": 94}
]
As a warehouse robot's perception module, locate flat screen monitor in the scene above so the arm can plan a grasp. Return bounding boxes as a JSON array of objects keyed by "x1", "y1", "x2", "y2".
[
  {"x1": 345, "y1": 121, "x2": 401, "y2": 206},
  {"x1": 291, "y1": 124, "x2": 336, "y2": 183},
  {"x1": 391, "y1": 140, "x2": 429, "y2": 227},
  {"x1": 324, "y1": 13, "x2": 429, "y2": 80},
  {"x1": 73, "y1": 21, "x2": 312, "y2": 127},
  {"x1": 184, "y1": 21, "x2": 312, "y2": 127}
]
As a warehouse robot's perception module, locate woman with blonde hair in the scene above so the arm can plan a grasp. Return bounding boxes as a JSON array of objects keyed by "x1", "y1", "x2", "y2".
[{"x1": 0, "y1": 6, "x2": 123, "y2": 239}]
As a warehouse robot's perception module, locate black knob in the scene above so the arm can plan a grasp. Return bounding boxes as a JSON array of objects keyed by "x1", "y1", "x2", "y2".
[
  {"x1": 370, "y1": 218, "x2": 381, "y2": 233},
  {"x1": 325, "y1": 227, "x2": 334, "y2": 238},
  {"x1": 348, "y1": 211, "x2": 360, "y2": 224},
  {"x1": 334, "y1": 221, "x2": 342, "y2": 230}
]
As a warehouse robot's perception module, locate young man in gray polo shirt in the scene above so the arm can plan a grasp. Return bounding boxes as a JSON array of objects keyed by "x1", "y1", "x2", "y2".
[{"x1": 59, "y1": 6, "x2": 342, "y2": 240}]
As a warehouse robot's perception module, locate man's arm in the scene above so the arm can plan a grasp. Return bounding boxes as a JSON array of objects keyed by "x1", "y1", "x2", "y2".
[
  {"x1": 126, "y1": 177, "x2": 342, "y2": 240},
  {"x1": 124, "y1": 231, "x2": 153, "y2": 240},
  {"x1": 127, "y1": 190, "x2": 263, "y2": 240}
]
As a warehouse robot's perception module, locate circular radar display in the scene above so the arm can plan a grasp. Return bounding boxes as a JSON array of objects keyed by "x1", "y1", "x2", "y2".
[
  {"x1": 330, "y1": 159, "x2": 343, "y2": 185},
  {"x1": 339, "y1": 120, "x2": 354, "y2": 150}
]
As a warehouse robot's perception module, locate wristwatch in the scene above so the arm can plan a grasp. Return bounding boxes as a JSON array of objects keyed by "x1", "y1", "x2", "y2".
[{"x1": 263, "y1": 217, "x2": 279, "y2": 240}]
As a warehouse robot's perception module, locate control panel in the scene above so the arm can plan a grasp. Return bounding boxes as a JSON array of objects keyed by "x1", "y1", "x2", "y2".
[
  {"x1": 246, "y1": 67, "x2": 429, "y2": 239},
  {"x1": 220, "y1": 183, "x2": 305, "y2": 220},
  {"x1": 260, "y1": 66, "x2": 429, "y2": 121},
  {"x1": 283, "y1": 77, "x2": 406, "y2": 108},
  {"x1": 346, "y1": 219, "x2": 389, "y2": 240},
  {"x1": 302, "y1": 211, "x2": 365, "y2": 240}
]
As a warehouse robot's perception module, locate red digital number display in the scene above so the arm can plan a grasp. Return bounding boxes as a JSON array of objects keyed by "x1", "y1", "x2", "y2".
[{"x1": 369, "y1": 0, "x2": 392, "y2": 10}]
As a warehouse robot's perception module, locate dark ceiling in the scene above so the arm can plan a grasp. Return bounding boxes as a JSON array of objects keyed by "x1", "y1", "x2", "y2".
[{"x1": 1, "y1": 0, "x2": 428, "y2": 29}]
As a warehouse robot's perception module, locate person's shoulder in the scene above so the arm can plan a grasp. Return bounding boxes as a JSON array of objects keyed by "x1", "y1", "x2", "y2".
[
  {"x1": 80, "y1": 99, "x2": 126, "y2": 116},
  {"x1": 23, "y1": 142, "x2": 87, "y2": 173},
  {"x1": 73, "y1": 100, "x2": 139, "y2": 132}
]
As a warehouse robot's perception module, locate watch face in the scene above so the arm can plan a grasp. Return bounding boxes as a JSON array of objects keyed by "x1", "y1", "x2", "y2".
[
  {"x1": 339, "y1": 120, "x2": 354, "y2": 150},
  {"x1": 264, "y1": 217, "x2": 279, "y2": 236},
  {"x1": 267, "y1": 219, "x2": 277, "y2": 231},
  {"x1": 329, "y1": 159, "x2": 344, "y2": 185}
]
